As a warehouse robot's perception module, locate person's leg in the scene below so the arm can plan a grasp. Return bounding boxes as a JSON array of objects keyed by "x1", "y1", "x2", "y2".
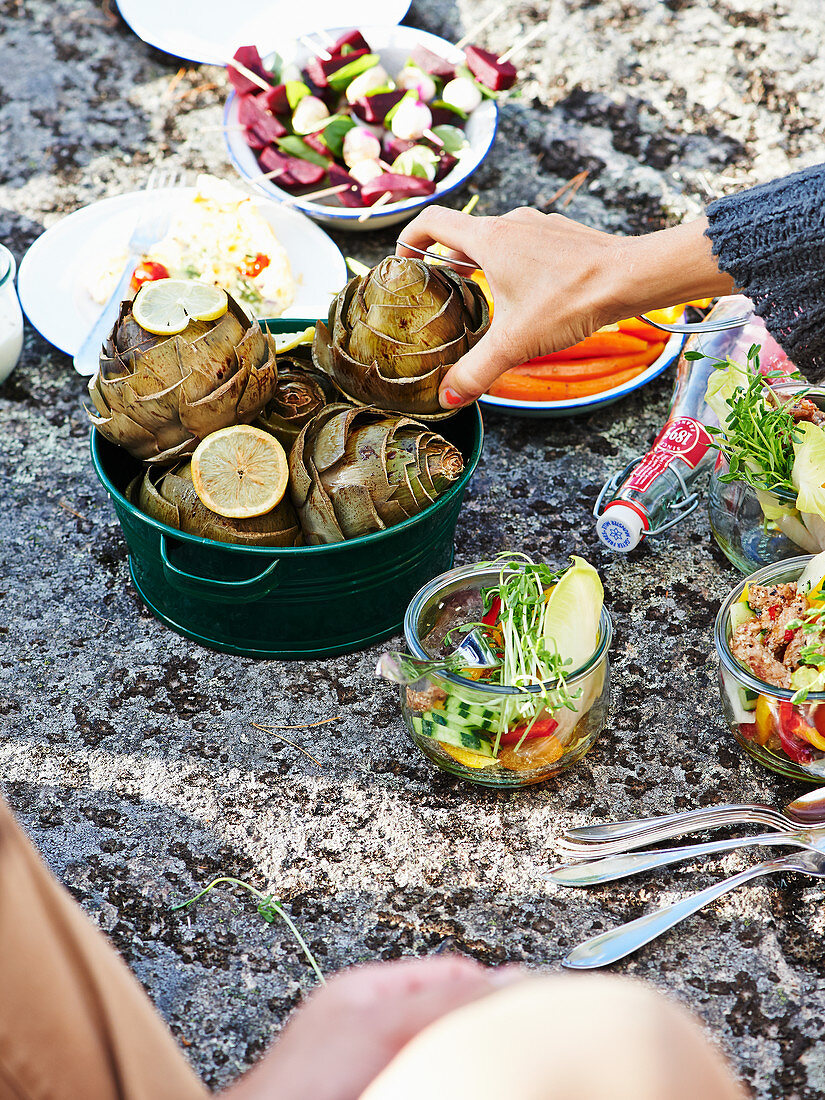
[
  {"x1": 360, "y1": 972, "x2": 749, "y2": 1100},
  {"x1": 0, "y1": 792, "x2": 208, "y2": 1100}
]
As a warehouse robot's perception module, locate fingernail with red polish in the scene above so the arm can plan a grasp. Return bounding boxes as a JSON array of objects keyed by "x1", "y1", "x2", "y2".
[{"x1": 441, "y1": 388, "x2": 464, "y2": 407}]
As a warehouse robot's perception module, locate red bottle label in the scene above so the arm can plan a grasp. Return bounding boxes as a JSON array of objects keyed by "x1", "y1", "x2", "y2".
[{"x1": 623, "y1": 416, "x2": 713, "y2": 494}]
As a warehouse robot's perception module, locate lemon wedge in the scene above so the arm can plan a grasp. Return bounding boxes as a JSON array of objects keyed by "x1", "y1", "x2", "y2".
[
  {"x1": 273, "y1": 326, "x2": 316, "y2": 354},
  {"x1": 132, "y1": 279, "x2": 228, "y2": 335},
  {"x1": 543, "y1": 556, "x2": 604, "y2": 676},
  {"x1": 191, "y1": 425, "x2": 289, "y2": 519},
  {"x1": 439, "y1": 743, "x2": 499, "y2": 769}
]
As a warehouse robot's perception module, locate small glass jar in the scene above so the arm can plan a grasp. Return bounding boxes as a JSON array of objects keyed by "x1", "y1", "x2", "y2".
[
  {"x1": 708, "y1": 382, "x2": 825, "y2": 574},
  {"x1": 400, "y1": 563, "x2": 612, "y2": 788},
  {"x1": 0, "y1": 245, "x2": 23, "y2": 385},
  {"x1": 715, "y1": 556, "x2": 825, "y2": 782}
]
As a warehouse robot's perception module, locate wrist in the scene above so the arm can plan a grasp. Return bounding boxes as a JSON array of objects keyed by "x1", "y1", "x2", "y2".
[{"x1": 601, "y1": 218, "x2": 736, "y2": 323}]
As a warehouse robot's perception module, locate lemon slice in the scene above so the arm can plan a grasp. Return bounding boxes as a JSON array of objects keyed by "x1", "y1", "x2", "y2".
[
  {"x1": 132, "y1": 279, "x2": 228, "y2": 335},
  {"x1": 439, "y1": 743, "x2": 499, "y2": 770},
  {"x1": 543, "y1": 556, "x2": 604, "y2": 676},
  {"x1": 273, "y1": 326, "x2": 316, "y2": 354},
  {"x1": 191, "y1": 425, "x2": 289, "y2": 519}
]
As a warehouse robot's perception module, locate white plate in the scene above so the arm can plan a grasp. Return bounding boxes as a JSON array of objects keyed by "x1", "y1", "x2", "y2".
[
  {"x1": 115, "y1": 0, "x2": 411, "y2": 65},
  {"x1": 17, "y1": 187, "x2": 347, "y2": 360},
  {"x1": 478, "y1": 331, "x2": 686, "y2": 418},
  {"x1": 224, "y1": 25, "x2": 498, "y2": 232}
]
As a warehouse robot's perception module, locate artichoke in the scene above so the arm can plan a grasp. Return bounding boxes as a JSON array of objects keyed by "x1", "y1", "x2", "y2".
[
  {"x1": 256, "y1": 355, "x2": 337, "y2": 449},
  {"x1": 313, "y1": 257, "x2": 490, "y2": 419},
  {"x1": 127, "y1": 462, "x2": 301, "y2": 547},
  {"x1": 88, "y1": 293, "x2": 279, "y2": 465},
  {"x1": 289, "y1": 403, "x2": 464, "y2": 545}
]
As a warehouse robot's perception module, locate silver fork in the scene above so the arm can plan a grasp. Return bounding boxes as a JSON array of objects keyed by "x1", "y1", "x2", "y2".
[
  {"x1": 549, "y1": 829, "x2": 825, "y2": 886},
  {"x1": 562, "y1": 848, "x2": 825, "y2": 969},
  {"x1": 73, "y1": 167, "x2": 184, "y2": 377},
  {"x1": 559, "y1": 803, "x2": 802, "y2": 859}
]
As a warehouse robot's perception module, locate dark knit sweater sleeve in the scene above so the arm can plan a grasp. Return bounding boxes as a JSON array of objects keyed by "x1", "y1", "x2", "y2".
[{"x1": 705, "y1": 163, "x2": 825, "y2": 381}]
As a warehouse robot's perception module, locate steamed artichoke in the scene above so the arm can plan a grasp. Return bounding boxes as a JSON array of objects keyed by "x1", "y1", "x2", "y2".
[
  {"x1": 312, "y1": 257, "x2": 490, "y2": 419},
  {"x1": 128, "y1": 462, "x2": 301, "y2": 547},
  {"x1": 289, "y1": 403, "x2": 464, "y2": 545},
  {"x1": 256, "y1": 355, "x2": 337, "y2": 449},
  {"x1": 88, "y1": 293, "x2": 279, "y2": 465}
]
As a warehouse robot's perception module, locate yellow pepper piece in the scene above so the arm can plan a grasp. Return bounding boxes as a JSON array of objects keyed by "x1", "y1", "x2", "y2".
[
  {"x1": 754, "y1": 694, "x2": 775, "y2": 746},
  {"x1": 439, "y1": 742, "x2": 498, "y2": 769}
]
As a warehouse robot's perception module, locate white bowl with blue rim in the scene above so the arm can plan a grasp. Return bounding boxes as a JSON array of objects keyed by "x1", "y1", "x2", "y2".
[
  {"x1": 223, "y1": 24, "x2": 498, "y2": 232},
  {"x1": 479, "y1": 331, "x2": 686, "y2": 419}
]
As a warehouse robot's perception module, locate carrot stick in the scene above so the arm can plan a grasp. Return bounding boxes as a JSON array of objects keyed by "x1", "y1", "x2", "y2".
[
  {"x1": 617, "y1": 318, "x2": 672, "y2": 340},
  {"x1": 488, "y1": 348, "x2": 666, "y2": 401},
  {"x1": 531, "y1": 332, "x2": 650, "y2": 361},
  {"x1": 511, "y1": 342, "x2": 665, "y2": 380}
]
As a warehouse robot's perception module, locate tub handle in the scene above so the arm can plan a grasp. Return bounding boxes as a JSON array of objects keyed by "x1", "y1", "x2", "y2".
[{"x1": 159, "y1": 533, "x2": 280, "y2": 604}]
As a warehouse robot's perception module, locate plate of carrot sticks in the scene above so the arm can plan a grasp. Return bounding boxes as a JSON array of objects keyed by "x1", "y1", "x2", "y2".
[{"x1": 479, "y1": 306, "x2": 688, "y2": 418}]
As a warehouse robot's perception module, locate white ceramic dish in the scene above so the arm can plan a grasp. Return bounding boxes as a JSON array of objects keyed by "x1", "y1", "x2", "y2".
[
  {"x1": 479, "y1": 331, "x2": 686, "y2": 419},
  {"x1": 115, "y1": 0, "x2": 411, "y2": 65},
  {"x1": 17, "y1": 187, "x2": 348, "y2": 362},
  {"x1": 223, "y1": 25, "x2": 498, "y2": 232}
]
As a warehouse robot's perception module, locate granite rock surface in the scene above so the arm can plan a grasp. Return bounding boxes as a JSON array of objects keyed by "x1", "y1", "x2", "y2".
[{"x1": 2, "y1": 0, "x2": 825, "y2": 1095}]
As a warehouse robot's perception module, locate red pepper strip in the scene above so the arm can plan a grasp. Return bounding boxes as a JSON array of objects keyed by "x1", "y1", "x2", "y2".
[
  {"x1": 778, "y1": 700, "x2": 825, "y2": 751},
  {"x1": 777, "y1": 702, "x2": 817, "y2": 762},
  {"x1": 481, "y1": 596, "x2": 501, "y2": 627},
  {"x1": 768, "y1": 605, "x2": 780, "y2": 620},
  {"x1": 498, "y1": 717, "x2": 559, "y2": 746}
]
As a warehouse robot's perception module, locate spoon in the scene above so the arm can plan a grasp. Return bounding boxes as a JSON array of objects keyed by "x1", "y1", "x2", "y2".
[{"x1": 376, "y1": 629, "x2": 499, "y2": 686}]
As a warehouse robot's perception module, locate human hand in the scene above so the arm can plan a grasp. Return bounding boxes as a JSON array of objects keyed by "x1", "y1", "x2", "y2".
[
  {"x1": 397, "y1": 207, "x2": 734, "y2": 408},
  {"x1": 223, "y1": 955, "x2": 523, "y2": 1100}
]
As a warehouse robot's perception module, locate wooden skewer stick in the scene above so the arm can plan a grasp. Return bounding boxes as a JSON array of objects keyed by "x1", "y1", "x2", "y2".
[
  {"x1": 499, "y1": 23, "x2": 546, "y2": 65},
  {"x1": 226, "y1": 57, "x2": 271, "y2": 93},
  {"x1": 423, "y1": 128, "x2": 444, "y2": 147},
  {"x1": 283, "y1": 183, "x2": 355, "y2": 206},
  {"x1": 357, "y1": 192, "x2": 394, "y2": 222},
  {"x1": 455, "y1": 2, "x2": 510, "y2": 49},
  {"x1": 299, "y1": 34, "x2": 331, "y2": 60}
]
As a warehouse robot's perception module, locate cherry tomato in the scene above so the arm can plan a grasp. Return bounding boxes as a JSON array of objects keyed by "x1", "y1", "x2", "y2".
[
  {"x1": 130, "y1": 260, "x2": 170, "y2": 294},
  {"x1": 243, "y1": 253, "x2": 270, "y2": 278}
]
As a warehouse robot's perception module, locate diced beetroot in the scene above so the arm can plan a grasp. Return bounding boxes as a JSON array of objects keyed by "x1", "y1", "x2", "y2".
[
  {"x1": 360, "y1": 173, "x2": 436, "y2": 205},
  {"x1": 464, "y1": 44, "x2": 516, "y2": 91},
  {"x1": 430, "y1": 105, "x2": 468, "y2": 127},
  {"x1": 410, "y1": 44, "x2": 455, "y2": 79},
  {"x1": 262, "y1": 83, "x2": 290, "y2": 115},
  {"x1": 434, "y1": 153, "x2": 458, "y2": 181},
  {"x1": 329, "y1": 29, "x2": 371, "y2": 57},
  {"x1": 259, "y1": 147, "x2": 326, "y2": 189},
  {"x1": 304, "y1": 49, "x2": 369, "y2": 89},
  {"x1": 302, "y1": 132, "x2": 333, "y2": 159},
  {"x1": 238, "y1": 95, "x2": 286, "y2": 142},
  {"x1": 382, "y1": 135, "x2": 415, "y2": 161},
  {"x1": 351, "y1": 89, "x2": 406, "y2": 124},
  {"x1": 328, "y1": 163, "x2": 363, "y2": 208},
  {"x1": 227, "y1": 45, "x2": 272, "y2": 95},
  {"x1": 245, "y1": 128, "x2": 268, "y2": 151}
]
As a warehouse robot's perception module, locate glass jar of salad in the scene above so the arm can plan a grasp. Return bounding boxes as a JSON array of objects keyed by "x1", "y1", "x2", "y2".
[
  {"x1": 715, "y1": 555, "x2": 825, "y2": 782},
  {"x1": 400, "y1": 560, "x2": 612, "y2": 788},
  {"x1": 708, "y1": 382, "x2": 825, "y2": 574}
]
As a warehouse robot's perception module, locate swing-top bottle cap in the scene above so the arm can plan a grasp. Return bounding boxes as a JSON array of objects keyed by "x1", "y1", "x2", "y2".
[{"x1": 596, "y1": 503, "x2": 647, "y2": 553}]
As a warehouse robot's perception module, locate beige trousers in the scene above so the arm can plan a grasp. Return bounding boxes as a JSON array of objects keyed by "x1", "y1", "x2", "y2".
[{"x1": 0, "y1": 793, "x2": 208, "y2": 1100}]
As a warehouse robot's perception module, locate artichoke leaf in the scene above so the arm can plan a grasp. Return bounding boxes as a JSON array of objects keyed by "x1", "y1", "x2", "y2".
[{"x1": 327, "y1": 483, "x2": 387, "y2": 539}]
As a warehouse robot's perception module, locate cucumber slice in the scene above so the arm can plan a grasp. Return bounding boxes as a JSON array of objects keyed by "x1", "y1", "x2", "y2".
[
  {"x1": 738, "y1": 687, "x2": 757, "y2": 712},
  {"x1": 418, "y1": 714, "x2": 495, "y2": 756},
  {"x1": 729, "y1": 601, "x2": 755, "y2": 630},
  {"x1": 429, "y1": 709, "x2": 498, "y2": 733}
]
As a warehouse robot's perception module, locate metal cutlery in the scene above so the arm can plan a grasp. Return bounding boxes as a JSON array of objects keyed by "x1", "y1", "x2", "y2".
[
  {"x1": 562, "y1": 848, "x2": 825, "y2": 969},
  {"x1": 72, "y1": 167, "x2": 184, "y2": 377},
  {"x1": 560, "y1": 790, "x2": 825, "y2": 859},
  {"x1": 376, "y1": 629, "x2": 499, "y2": 686},
  {"x1": 549, "y1": 829, "x2": 825, "y2": 886}
]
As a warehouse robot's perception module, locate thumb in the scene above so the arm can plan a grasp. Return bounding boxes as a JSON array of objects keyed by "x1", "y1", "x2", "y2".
[{"x1": 439, "y1": 326, "x2": 522, "y2": 409}]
